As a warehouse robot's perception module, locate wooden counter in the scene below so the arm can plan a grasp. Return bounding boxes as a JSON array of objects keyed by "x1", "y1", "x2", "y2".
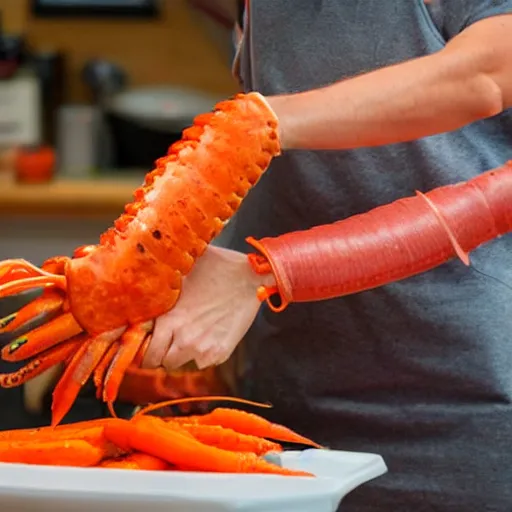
[{"x1": 0, "y1": 176, "x2": 143, "y2": 217}]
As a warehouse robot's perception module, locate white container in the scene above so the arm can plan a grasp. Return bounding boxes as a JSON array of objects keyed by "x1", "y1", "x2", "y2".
[
  {"x1": 0, "y1": 69, "x2": 41, "y2": 147},
  {"x1": 0, "y1": 449, "x2": 387, "y2": 512}
]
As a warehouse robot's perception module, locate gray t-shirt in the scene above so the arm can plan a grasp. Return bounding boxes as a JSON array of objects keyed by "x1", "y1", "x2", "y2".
[{"x1": 219, "y1": 2, "x2": 512, "y2": 510}]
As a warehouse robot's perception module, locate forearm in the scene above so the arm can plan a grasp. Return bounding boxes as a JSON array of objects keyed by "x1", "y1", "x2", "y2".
[{"x1": 267, "y1": 47, "x2": 504, "y2": 151}]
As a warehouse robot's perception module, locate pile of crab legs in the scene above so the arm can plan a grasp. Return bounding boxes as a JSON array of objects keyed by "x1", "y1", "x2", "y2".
[{"x1": 0, "y1": 92, "x2": 510, "y2": 474}]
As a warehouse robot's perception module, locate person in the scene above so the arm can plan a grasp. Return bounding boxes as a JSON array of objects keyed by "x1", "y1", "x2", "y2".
[{"x1": 144, "y1": 2, "x2": 512, "y2": 510}]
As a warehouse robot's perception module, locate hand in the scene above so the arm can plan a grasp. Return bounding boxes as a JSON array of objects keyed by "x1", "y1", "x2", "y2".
[{"x1": 143, "y1": 246, "x2": 275, "y2": 372}]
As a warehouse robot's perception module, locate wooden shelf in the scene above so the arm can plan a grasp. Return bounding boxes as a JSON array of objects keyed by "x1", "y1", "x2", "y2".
[{"x1": 0, "y1": 176, "x2": 143, "y2": 217}]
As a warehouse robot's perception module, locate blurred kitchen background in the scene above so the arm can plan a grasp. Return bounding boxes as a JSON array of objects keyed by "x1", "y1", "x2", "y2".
[{"x1": 0, "y1": 0, "x2": 242, "y2": 429}]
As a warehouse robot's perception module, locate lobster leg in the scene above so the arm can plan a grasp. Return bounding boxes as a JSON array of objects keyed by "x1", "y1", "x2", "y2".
[
  {"x1": 0, "y1": 276, "x2": 66, "y2": 298},
  {"x1": 0, "y1": 259, "x2": 50, "y2": 284},
  {"x1": 0, "y1": 257, "x2": 68, "y2": 293},
  {"x1": 1, "y1": 312, "x2": 83, "y2": 362},
  {"x1": 102, "y1": 322, "x2": 153, "y2": 405},
  {"x1": 93, "y1": 342, "x2": 120, "y2": 400},
  {"x1": 0, "y1": 290, "x2": 64, "y2": 334},
  {"x1": 51, "y1": 327, "x2": 126, "y2": 427},
  {"x1": 0, "y1": 337, "x2": 82, "y2": 388}
]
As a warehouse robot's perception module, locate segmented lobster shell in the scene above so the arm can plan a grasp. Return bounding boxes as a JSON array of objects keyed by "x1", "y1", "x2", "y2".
[{"x1": 67, "y1": 92, "x2": 280, "y2": 334}]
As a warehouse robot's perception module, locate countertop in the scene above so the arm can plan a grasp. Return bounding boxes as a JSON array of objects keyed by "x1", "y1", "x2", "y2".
[{"x1": 0, "y1": 173, "x2": 144, "y2": 217}]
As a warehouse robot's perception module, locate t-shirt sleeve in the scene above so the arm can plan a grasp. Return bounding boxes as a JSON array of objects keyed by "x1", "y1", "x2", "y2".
[{"x1": 439, "y1": 0, "x2": 512, "y2": 38}]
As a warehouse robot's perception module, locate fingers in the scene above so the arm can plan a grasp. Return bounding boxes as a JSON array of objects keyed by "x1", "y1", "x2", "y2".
[
  {"x1": 162, "y1": 329, "x2": 238, "y2": 373},
  {"x1": 193, "y1": 327, "x2": 234, "y2": 370},
  {"x1": 142, "y1": 314, "x2": 176, "y2": 369},
  {"x1": 162, "y1": 342, "x2": 195, "y2": 371}
]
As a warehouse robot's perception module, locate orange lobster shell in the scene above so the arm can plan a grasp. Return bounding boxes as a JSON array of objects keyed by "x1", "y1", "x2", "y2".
[{"x1": 0, "y1": 93, "x2": 280, "y2": 426}]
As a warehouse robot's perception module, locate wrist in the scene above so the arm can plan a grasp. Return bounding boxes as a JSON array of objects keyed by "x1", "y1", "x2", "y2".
[{"x1": 262, "y1": 94, "x2": 294, "y2": 150}]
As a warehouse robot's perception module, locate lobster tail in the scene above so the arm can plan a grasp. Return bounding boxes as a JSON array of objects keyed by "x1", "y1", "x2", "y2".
[{"x1": 66, "y1": 93, "x2": 281, "y2": 334}]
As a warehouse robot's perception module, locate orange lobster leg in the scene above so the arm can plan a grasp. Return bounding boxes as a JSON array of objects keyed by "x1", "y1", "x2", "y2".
[
  {"x1": 0, "y1": 290, "x2": 64, "y2": 334},
  {"x1": 102, "y1": 321, "x2": 153, "y2": 405},
  {"x1": 0, "y1": 336, "x2": 81, "y2": 388},
  {"x1": 51, "y1": 328, "x2": 125, "y2": 426},
  {"x1": 93, "y1": 342, "x2": 120, "y2": 400},
  {"x1": 0, "y1": 256, "x2": 68, "y2": 282},
  {"x1": 0, "y1": 259, "x2": 49, "y2": 284},
  {"x1": 168, "y1": 408, "x2": 323, "y2": 448},
  {"x1": 1, "y1": 312, "x2": 83, "y2": 362}
]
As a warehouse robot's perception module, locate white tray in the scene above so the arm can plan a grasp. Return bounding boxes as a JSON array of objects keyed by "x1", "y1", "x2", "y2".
[{"x1": 0, "y1": 449, "x2": 387, "y2": 512}]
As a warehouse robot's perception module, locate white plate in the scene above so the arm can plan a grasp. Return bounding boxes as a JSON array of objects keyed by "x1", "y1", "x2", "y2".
[{"x1": 0, "y1": 449, "x2": 387, "y2": 512}]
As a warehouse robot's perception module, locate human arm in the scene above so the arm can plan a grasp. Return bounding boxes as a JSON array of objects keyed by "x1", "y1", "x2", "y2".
[
  {"x1": 146, "y1": 159, "x2": 512, "y2": 371},
  {"x1": 144, "y1": 246, "x2": 275, "y2": 371},
  {"x1": 267, "y1": 14, "x2": 512, "y2": 150},
  {"x1": 144, "y1": 9, "x2": 512, "y2": 371}
]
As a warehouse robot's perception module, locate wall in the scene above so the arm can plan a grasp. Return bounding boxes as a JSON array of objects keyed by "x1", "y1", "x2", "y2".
[
  {"x1": 0, "y1": 0, "x2": 239, "y2": 102},
  {"x1": 0, "y1": 216, "x2": 113, "y2": 263},
  {"x1": 0, "y1": 0, "x2": 240, "y2": 263}
]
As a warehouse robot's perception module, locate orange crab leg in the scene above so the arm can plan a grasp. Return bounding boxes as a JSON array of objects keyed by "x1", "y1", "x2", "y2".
[
  {"x1": 167, "y1": 408, "x2": 323, "y2": 449},
  {"x1": 0, "y1": 336, "x2": 81, "y2": 388},
  {"x1": 102, "y1": 321, "x2": 153, "y2": 406},
  {"x1": 1, "y1": 312, "x2": 83, "y2": 362},
  {"x1": 0, "y1": 290, "x2": 64, "y2": 334},
  {"x1": 51, "y1": 327, "x2": 125, "y2": 427}
]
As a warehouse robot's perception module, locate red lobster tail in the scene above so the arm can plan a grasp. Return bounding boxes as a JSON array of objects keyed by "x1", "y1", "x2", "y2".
[{"x1": 247, "y1": 161, "x2": 512, "y2": 311}]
